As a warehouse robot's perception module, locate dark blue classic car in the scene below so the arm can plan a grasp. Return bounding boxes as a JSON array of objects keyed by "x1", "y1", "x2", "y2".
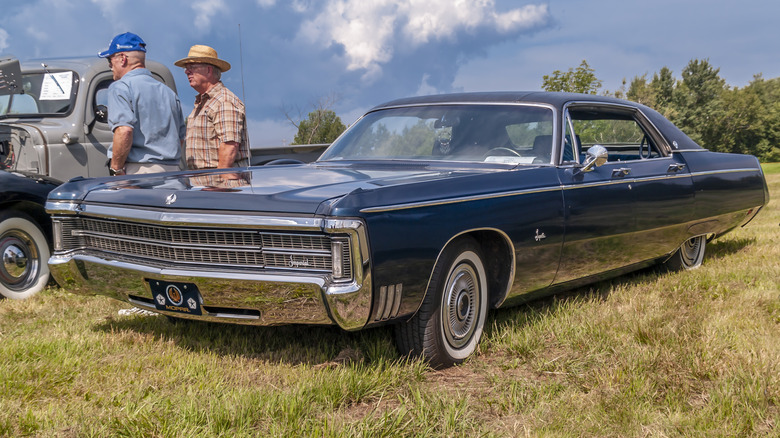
[
  {"x1": 1, "y1": 170, "x2": 60, "y2": 299},
  {"x1": 47, "y1": 92, "x2": 769, "y2": 367}
]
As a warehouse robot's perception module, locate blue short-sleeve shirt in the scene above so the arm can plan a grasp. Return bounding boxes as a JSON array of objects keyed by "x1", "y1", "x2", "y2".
[{"x1": 107, "y1": 68, "x2": 186, "y2": 165}]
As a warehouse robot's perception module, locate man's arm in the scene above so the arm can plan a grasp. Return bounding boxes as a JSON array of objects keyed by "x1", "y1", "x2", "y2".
[
  {"x1": 111, "y1": 126, "x2": 133, "y2": 175},
  {"x1": 217, "y1": 141, "x2": 240, "y2": 168}
]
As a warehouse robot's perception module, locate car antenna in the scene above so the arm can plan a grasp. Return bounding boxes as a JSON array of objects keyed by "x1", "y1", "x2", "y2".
[
  {"x1": 41, "y1": 63, "x2": 65, "y2": 95},
  {"x1": 238, "y1": 24, "x2": 246, "y2": 105}
]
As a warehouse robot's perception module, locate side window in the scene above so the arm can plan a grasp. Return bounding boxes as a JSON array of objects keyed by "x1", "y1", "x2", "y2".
[
  {"x1": 570, "y1": 108, "x2": 662, "y2": 162},
  {"x1": 93, "y1": 79, "x2": 112, "y2": 124}
]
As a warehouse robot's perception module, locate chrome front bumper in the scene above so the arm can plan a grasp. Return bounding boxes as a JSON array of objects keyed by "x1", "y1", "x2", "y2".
[{"x1": 49, "y1": 253, "x2": 372, "y2": 330}]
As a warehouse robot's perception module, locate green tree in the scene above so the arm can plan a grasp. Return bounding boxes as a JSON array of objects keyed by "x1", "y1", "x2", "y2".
[
  {"x1": 626, "y1": 74, "x2": 655, "y2": 107},
  {"x1": 727, "y1": 75, "x2": 780, "y2": 160},
  {"x1": 292, "y1": 109, "x2": 346, "y2": 145},
  {"x1": 542, "y1": 60, "x2": 603, "y2": 94},
  {"x1": 651, "y1": 67, "x2": 676, "y2": 111},
  {"x1": 670, "y1": 59, "x2": 727, "y2": 149}
]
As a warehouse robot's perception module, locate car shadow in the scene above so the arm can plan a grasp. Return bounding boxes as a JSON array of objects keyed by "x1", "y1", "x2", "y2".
[
  {"x1": 704, "y1": 236, "x2": 756, "y2": 260},
  {"x1": 93, "y1": 315, "x2": 397, "y2": 367}
]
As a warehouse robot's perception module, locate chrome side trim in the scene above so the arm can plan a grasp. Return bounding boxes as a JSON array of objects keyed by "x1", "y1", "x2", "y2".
[
  {"x1": 690, "y1": 168, "x2": 762, "y2": 177},
  {"x1": 360, "y1": 168, "x2": 761, "y2": 214}
]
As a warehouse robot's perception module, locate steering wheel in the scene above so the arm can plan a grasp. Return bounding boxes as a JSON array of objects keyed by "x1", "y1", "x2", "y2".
[{"x1": 483, "y1": 147, "x2": 522, "y2": 157}]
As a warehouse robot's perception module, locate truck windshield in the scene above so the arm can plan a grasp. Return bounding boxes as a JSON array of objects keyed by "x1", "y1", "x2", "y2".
[{"x1": 0, "y1": 71, "x2": 78, "y2": 117}]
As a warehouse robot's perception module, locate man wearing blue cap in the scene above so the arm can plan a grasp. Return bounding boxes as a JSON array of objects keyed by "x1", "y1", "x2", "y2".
[{"x1": 98, "y1": 32, "x2": 185, "y2": 175}]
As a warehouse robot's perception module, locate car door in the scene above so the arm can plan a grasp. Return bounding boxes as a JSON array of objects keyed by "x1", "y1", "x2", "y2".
[{"x1": 553, "y1": 103, "x2": 694, "y2": 284}]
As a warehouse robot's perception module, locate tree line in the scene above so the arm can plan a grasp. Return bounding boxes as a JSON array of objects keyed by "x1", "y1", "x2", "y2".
[
  {"x1": 292, "y1": 59, "x2": 779, "y2": 162},
  {"x1": 543, "y1": 60, "x2": 780, "y2": 162}
]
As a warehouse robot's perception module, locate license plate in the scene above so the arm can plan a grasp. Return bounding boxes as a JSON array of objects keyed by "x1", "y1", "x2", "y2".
[{"x1": 148, "y1": 280, "x2": 203, "y2": 316}]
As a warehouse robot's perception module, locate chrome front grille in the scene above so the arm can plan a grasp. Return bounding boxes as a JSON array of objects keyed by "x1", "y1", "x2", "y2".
[{"x1": 56, "y1": 217, "x2": 351, "y2": 278}]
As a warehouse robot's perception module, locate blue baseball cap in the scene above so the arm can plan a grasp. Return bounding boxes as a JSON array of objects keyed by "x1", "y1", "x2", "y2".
[{"x1": 98, "y1": 32, "x2": 146, "y2": 58}]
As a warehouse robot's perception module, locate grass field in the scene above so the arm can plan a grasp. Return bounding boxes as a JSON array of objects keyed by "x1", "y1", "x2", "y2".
[{"x1": 1, "y1": 167, "x2": 777, "y2": 437}]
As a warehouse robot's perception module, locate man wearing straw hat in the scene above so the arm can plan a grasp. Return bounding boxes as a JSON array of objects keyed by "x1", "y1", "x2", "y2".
[
  {"x1": 175, "y1": 45, "x2": 250, "y2": 174},
  {"x1": 98, "y1": 32, "x2": 186, "y2": 176}
]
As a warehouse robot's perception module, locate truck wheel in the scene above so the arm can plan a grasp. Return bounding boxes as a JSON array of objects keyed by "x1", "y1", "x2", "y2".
[
  {"x1": 0, "y1": 212, "x2": 51, "y2": 299},
  {"x1": 394, "y1": 237, "x2": 488, "y2": 368},
  {"x1": 663, "y1": 235, "x2": 706, "y2": 271}
]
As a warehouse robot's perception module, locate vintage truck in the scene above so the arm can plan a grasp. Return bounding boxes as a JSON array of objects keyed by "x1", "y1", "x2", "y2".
[
  {"x1": 0, "y1": 56, "x2": 325, "y2": 299},
  {"x1": 0, "y1": 56, "x2": 180, "y2": 180}
]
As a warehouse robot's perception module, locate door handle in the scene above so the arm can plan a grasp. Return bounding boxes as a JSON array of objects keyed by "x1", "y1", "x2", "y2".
[
  {"x1": 612, "y1": 168, "x2": 631, "y2": 177},
  {"x1": 667, "y1": 163, "x2": 686, "y2": 173}
]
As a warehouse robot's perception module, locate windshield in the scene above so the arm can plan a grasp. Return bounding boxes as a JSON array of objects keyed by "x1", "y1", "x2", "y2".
[
  {"x1": 319, "y1": 104, "x2": 555, "y2": 164},
  {"x1": 0, "y1": 71, "x2": 78, "y2": 117}
]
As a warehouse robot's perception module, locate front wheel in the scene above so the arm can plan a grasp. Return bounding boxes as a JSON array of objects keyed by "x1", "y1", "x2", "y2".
[
  {"x1": 394, "y1": 237, "x2": 488, "y2": 368},
  {"x1": 663, "y1": 235, "x2": 706, "y2": 271},
  {"x1": 0, "y1": 212, "x2": 51, "y2": 299}
]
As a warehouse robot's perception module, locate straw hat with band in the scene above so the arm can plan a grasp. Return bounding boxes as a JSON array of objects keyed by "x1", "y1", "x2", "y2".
[{"x1": 175, "y1": 45, "x2": 231, "y2": 72}]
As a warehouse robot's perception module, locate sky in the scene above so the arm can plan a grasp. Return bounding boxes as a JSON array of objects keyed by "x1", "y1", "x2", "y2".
[{"x1": 1, "y1": 0, "x2": 779, "y2": 148}]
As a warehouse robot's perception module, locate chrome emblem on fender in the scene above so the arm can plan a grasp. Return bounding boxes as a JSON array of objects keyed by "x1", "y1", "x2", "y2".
[
  {"x1": 165, "y1": 194, "x2": 177, "y2": 205},
  {"x1": 534, "y1": 229, "x2": 547, "y2": 242}
]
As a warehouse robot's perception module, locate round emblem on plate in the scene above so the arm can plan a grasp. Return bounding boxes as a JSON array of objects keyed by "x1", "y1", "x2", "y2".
[{"x1": 165, "y1": 284, "x2": 183, "y2": 306}]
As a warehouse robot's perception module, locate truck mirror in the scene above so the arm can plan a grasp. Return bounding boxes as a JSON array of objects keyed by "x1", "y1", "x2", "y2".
[{"x1": 95, "y1": 105, "x2": 108, "y2": 123}]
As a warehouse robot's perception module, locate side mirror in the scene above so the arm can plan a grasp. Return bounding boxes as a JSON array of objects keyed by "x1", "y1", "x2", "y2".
[
  {"x1": 95, "y1": 105, "x2": 108, "y2": 124},
  {"x1": 580, "y1": 145, "x2": 608, "y2": 173}
]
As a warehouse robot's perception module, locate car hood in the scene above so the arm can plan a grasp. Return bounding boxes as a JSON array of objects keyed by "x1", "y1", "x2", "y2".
[{"x1": 48, "y1": 162, "x2": 529, "y2": 215}]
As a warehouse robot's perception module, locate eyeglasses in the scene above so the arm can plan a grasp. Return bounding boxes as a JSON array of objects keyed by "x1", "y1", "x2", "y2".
[
  {"x1": 107, "y1": 53, "x2": 125, "y2": 68},
  {"x1": 184, "y1": 63, "x2": 209, "y2": 73}
]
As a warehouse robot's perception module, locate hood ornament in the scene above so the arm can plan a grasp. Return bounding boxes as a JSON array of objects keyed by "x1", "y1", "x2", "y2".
[{"x1": 165, "y1": 194, "x2": 177, "y2": 205}]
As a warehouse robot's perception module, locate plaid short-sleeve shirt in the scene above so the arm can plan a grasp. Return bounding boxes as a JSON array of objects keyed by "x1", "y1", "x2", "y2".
[{"x1": 185, "y1": 82, "x2": 250, "y2": 169}]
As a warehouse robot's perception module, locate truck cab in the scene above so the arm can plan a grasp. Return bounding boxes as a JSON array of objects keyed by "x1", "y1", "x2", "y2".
[{"x1": 0, "y1": 56, "x2": 178, "y2": 182}]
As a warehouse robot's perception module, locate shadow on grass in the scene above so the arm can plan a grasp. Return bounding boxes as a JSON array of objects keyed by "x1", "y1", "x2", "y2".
[
  {"x1": 704, "y1": 236, "x2": 756, "y2": 260},
  {"x1": 93, "y1": 314, "x2": 398, "y2": 367}
]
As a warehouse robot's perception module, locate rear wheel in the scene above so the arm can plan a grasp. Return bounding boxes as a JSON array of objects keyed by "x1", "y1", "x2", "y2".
[
  {"x1": 0, "y1": 212, "x2": 51, "y2": 299},
  {"x1": 394, "y1": 237, "x2": 488, "y2": 368},
  {"x1": 663, "y1": 235, "x2": 706, "y2": 271}
]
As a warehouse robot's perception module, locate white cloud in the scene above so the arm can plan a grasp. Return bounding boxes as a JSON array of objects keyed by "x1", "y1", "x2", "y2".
[
  {"x1": 415, "y1": 74, "x2": 439, "y2": 96},
  {"x1": 297, "y1": 0, "x2": 550, "y2": 82},
  {"x1": 256, "y1": 0, "x2": 276, "y2": 7},
  {"x1": 91, "y1": 0, "x2": 124, "y2": 22},
  {"x1": 192, "y1": 0, "x2": 228, "y2": 31}
]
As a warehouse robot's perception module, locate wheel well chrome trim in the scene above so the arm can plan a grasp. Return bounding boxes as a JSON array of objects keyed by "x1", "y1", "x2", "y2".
[{"x1": 417, "y1": 228, "x2": 515, "y2": 318}]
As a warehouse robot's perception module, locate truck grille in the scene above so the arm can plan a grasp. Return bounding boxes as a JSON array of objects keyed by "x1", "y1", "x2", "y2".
[{"x1": 55, "y1": 217, "x2": 351, "y2": 278}]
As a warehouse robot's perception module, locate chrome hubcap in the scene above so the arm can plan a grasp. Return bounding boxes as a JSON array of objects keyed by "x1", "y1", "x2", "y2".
[
  {"x1": 443, "y1": 264, "x2": 479, "y2": 349},
  {"x1": 1, "y1": 233, "x2": 38, "y2": 290},
  {"x1": 680, "y1": 236, "x2": 703, "y2": 266}
]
